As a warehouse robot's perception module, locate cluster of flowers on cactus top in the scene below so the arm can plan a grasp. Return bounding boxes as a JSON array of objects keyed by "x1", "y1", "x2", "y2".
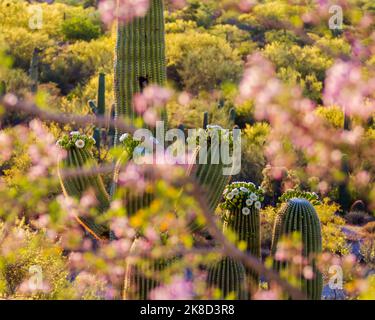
[
  {"x1": 220, "y1": 181, "x2": 265, "y2": 215},
  {"x1": 186, "y1": 124, "x2": 239, "y2": 149},
  {"x1": 118, "y1": 133, "x2": 159, "y2": 158},
  {"x1": 56, "y1": 131, "x2": 96, "y2": 150},
  {"x1": 278, "y1": 189, "x2": 321, "y2": 206},
  {"x1": 119, "y1": 132, "x2": 141, "y2": 155}
]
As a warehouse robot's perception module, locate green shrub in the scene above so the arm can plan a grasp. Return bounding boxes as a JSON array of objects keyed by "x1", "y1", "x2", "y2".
[
  {"x1": 166, "y1": 31, "x2": 243, "y2": 93},
  {"x1": 61, "y1": 17, "x2": 101, "y2": 42},
  {"x1": 0, "y1": 221, "x2": 72, "y2": 299}
]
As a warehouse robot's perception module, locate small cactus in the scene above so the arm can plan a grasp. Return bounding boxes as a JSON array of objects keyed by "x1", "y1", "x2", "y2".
[
  {"x1": 29, "y1": 48, "x2": 40, "y2": 93},
  {"x1": 89, "y1": 73, "x2": 106, "y2": 154},
  {"x1": 206, "y1": 256, "x2": 248, "y2": 300},
  {"x1": 57, "y1": 132, "x2": 111, "y2": 240},
  {"x1": 202, "y1": 111, "x2": 209, "y2": 129},
  {"x1": 271, "y1": 198, "x2": 323, "y2": 300}
]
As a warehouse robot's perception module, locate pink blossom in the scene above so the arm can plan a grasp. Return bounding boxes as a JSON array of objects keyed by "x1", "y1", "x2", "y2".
[
  {"x1": 323, "y1": 60, "x2": 375, "y2": 118},
  {"x1": 99, "y1": 0, "x2": 150, "y2": 25},
  {"x1": 150, "y1": 276, "x2": 194, "y2": 300}
]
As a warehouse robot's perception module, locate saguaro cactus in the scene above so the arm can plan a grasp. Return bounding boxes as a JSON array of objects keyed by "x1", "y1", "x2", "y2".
[
  {"x1": 220, "y1": 181, "x2": 263, "y2": 290},
  {"x1": 191, "y1": 125, "x2": 239, "y2": 218},
  {"x1": 271, "y1": 198, "x2": 323, "y2": 300},
  {"x1": 206, "y1": 257, "x2": 248, "y2": 300},
  {"x1": 57, "y1": 132, "x2": 111, "y2": 240},
  {"x1": 29, "y1": 48, "x2": 40, "y2": 93},
  {"x1": 89, "y1": 73, "x2": 106, "y2": 154},
  {"x1": 123, "y1": 237, "x2": 173, "y2": 300},
  {"x1": 114, "y1": 0, "x2": 167, "y2": 139},
  {"x1": 111, "y1": 132, "x2": 155, "y2": 215}
]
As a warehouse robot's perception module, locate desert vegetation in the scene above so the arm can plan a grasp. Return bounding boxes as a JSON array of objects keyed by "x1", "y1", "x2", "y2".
[{"x1": 0, "y1": 0, "x2": 374, "y2": 300}]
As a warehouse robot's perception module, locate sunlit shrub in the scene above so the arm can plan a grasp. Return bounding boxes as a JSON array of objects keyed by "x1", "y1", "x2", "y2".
[{"x1": 61, "y1": 17, "x2": 101, "y2": 41}]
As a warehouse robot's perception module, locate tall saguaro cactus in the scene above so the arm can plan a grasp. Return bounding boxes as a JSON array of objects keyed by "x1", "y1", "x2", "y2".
[
  {"x1": 114, "y1": 0, "x2": 167, "y2": 139},
  {"x1": 271, "y1": 198, "x2": 323, "y2": 300}
]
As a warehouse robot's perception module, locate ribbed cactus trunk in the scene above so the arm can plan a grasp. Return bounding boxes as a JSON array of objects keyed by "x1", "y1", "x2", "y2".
[
  {"x1": 206, "y1": 257, "x2": 248, "y2": 300},
  {"x1": 271, "y1": 198, "x2": 323, "y2": 300},
  {"x1": 112, "y1": 151, "x2": 154, "y2": 216},
  {"x1": 114, "y1": 0, "x2": 167, "y2": 141},
  {"x1": 223, "y1": 207, "x2": 260, "y2": 290},
  {"x1": 194, "y1": 145, "x2": 231, "y2": 214},
  {"x1": 123, "y1": 237, "x2": 172, "y2": 300},
  {"x1": 89, "y1": 73, "x2": 106, "y2": 153},
  {"x1": 58, "y1": 146, "x2": 111, "y2": 240}
]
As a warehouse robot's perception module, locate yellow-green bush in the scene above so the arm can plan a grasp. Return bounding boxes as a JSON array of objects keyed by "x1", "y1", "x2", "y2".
[
  {"x1": 166, "y1": 31, "x2": 243, "y2": 93},
  {"x1": 315, "y1": 199, "x2": 350, "y2": 255}
]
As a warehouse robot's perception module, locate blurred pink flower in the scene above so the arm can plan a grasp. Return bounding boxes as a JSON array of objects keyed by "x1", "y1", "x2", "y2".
[
  {"x1": 150, "y1": 276, "x2": 194, "y2": 300},
  {"x1": 99, "y1": 0, "x2": 150, "y2": 25},
  {"x1": 323, "y1": 60, "x2": 375, "y2": 118}
]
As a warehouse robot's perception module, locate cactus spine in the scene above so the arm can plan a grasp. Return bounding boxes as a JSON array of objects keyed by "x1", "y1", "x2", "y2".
[
  {"x1": 114, "y1": 0, "x2": 167, "y2": 140},
  {"x1": 271, "y1": 198, "x2": 323, "y2": 300},
  {"x1": 206, "y1": 257, "x2": 248, "y2": 300},
  {"x1": 57, "y1": 133, "x2": 111, "y2": 240}
]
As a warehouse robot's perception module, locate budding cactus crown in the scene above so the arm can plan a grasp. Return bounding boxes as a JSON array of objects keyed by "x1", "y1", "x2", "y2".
[
  {"x1": 220, "y1": 182, "x2": 265, "y2": 214},
  {"x1": 186, "y1": 125, "x2": 239, "y2": 150},
  {"x1": 279, "y1": 189, "x2": 321, "y2": 206},
  {"x1": 56, "y1": 132, "x2": 96, "y2": 150},
  {"x1": 118, "y1": 133, "x2": 141, "y2": 155}
]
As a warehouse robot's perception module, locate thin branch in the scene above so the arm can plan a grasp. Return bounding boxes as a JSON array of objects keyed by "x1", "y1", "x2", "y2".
[{"x1": 0, "y1": 96, "x2": 136, "y2": 134}]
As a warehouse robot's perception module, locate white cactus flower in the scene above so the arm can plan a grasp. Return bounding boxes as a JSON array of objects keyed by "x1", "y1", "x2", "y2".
[
  {"x1": 246, "y1": 198, "x2": 253, "y2": 206},
  {"x1": 240, "y1": 187, "x2": 249, "y2": 193},
  {"x1": 226, "y1": 192, "x2": 234, "y2": 200},
  {"x1": 119, "y1": 133, "x2": 129, "y2": 143},
  {"x1": 75, "y1": 139, "x2": 85, "y2": 149},
  {"x1": 232, "y1": 188, "x2": 239, "y2": 195},
  {"x1": 250, "y1": 193, "x2": 258, "y2": 201},
  {"x1": 248, "y1": 182, "x2": 256, "y2": 188},
  {"x1": 242, "y1": 207, "x2": 250, "y2": 216},
  {"x1": 254, "y1": 201, "x2": 261, "y2": 210}
]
